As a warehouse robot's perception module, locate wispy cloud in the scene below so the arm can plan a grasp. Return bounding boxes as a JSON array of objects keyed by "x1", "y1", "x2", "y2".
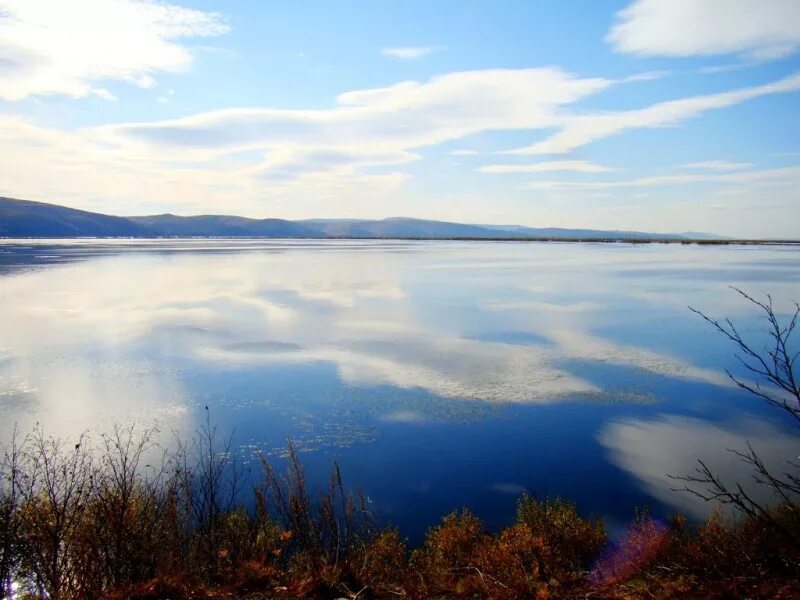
[
  {"x1": 697, "y1": 62, "x2": 754, "y2": 75},
  {"x1": 0, "y1": 0, "x2": 228, "y2": 101},
  {"x1": 505, "y1": 73, "x2": 800, "y2": 155},
  {"x1": 93, "y1": 88, "x2": 118, "y2": 102},
  {"x1": 521, "y1": 165, "x2": 800, "y2": 190},
  {"x1": 93, "y1": 68, "x2": 611, "y2": 171},
  {"x1": 380, "y1": 46, "x2": 440, "y2": 59},
  {"x1": 0, "y1": 67, "x2": 616, "y2": 216},
  {"x1": 479, "y1": 160, "x2": 615, "y2": 174},
  {"x1": 680, "y1": 160, "x2": 752, "y2": 171},
  {"x1": 607, "y1": 0, "x2": 800, "y2": 60},
  {"x1": 450, "y1": 149, "x2": 478, "y2": 156},
  {"x1": 621, "y1": 70, "x2": 671, "y2": 82}
]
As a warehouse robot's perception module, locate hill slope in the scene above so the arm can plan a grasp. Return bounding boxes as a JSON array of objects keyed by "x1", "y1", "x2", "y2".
[
  {"x1": 0, "y1": 197, "x2": 150, "y2": 237},
  {"x1": 0, "y1": 197, "x2": 716, "y2": 240},
  {"x1": 129, "y1": 214, "x2": 319, "y2": 237}
]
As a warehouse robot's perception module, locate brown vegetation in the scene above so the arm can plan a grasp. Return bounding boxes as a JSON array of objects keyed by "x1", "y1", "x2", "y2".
[{"x1": 1, "y1": 421, "x2": 798, "y2": 599}]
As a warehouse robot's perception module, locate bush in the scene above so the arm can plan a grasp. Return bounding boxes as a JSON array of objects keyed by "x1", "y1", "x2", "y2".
[
  {"x1": 349, "y1": 528, "x2": 409, "y2": 595},
  {"x1": 516, "y1": 494, "x2": 606, "y2": 576},
  {"x1": 410, "y1": 509, "x2": 486, "y2": 596}
]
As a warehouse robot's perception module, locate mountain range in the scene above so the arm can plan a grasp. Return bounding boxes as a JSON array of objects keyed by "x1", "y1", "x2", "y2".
[{"x1": 0, "y1": 197, "x2": 719, "y2": 240}]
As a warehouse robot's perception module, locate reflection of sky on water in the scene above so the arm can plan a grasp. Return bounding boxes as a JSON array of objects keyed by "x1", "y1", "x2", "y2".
[
  {"x1": 599, "y1": 415, "x2": 800, "y2": 519},
  {"x1": 0, "y1": 239, "x2": 798, "y2": 540}
]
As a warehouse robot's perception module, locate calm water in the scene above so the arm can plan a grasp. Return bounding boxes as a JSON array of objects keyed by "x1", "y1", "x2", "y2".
[{"x1": 1, "y1": 239, "x2": 799, "y2": 540}]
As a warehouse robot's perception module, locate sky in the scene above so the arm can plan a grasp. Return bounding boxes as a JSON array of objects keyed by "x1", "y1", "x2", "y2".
[{"x1": 1, "y1": 0, "x2": 800, "y2": 237}]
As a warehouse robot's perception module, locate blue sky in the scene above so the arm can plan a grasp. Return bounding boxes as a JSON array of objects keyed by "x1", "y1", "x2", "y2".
[{"x1": 1, "y1": 0, "x2": 800, "y2": 237}]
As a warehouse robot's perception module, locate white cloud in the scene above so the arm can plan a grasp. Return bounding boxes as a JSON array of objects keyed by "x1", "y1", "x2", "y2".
[
  {"x1": 680, "y1": 160, "x2": 752, "y2": 171},
  {"x1": 698, "y1": 62, "x2": 754, "y2": 74},
  {"x1": 479, "y1": 160, "x2": 615, "y2": 174},
  {"x1": 0, "y1": 0, "x2": 228, "y2": 101},
  {"x1": 450, "y1": 149, "x2": 478, "y2": 156},
  {"x1": 380, "y1": 46, "x2": 440, "y2": 59},
  {"x1": 608, "y1": 0, "x2": 800, "y2": 60},
  {"x1": 0, "y1": 114, "x2": 259, "y2": 214},
  {"x1": 621, "y1": 70, "x2": 671, "y2": 82},
  {"x1": 512, "y1": 162, "x2": 800, "y2": 237},
  {"x1": 521, "y1": 165, "x2": 800, "y2": 190},
  {"x1": 69, "y1": 67, "x2": 610, "y2": 196},
  {"x1": 0, "y1": 115, "x2": 413, "y2": 218},
  {"x1": 506, "y1": 72, "x2": 800, "y2": 155},
  {"x1": 251, "y1": 148, "x2": 419, "y2": 183},
  {"x1": 38, "y1": 67, "x2": 606, "y2": 212},
  {"x1": 98, "y1": 68, "x2": 609, "y2": 156},
  {"x1": 92, "y1": 88, "x2": 117, "y2": 101}
]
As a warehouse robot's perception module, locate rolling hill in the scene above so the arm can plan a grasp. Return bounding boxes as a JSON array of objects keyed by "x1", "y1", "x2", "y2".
[
  {"x1": 0, "y1": 197, "x2": 717, "y2": 240},
  {"x1": 0, "y1": 197, "x2": 151, "y2": 237}
]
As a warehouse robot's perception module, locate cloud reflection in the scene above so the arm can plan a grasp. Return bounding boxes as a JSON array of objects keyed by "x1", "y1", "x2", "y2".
[
  {"x1": 0, "y1": 240, "x2": 794, "y2": 437},
  {"x1": 599, "y1": 414, "x2": 800, "y2": 518}
]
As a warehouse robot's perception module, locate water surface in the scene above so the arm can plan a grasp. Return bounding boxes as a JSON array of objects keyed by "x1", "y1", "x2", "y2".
[{"x1": 1, "y1": 239, "x2": 798, "y2": 539}]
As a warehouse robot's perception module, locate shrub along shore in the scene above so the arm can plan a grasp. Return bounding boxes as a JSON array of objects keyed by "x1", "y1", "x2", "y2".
[{"x1": 0, "y1": 417, "x2": 798, "y2": 600}]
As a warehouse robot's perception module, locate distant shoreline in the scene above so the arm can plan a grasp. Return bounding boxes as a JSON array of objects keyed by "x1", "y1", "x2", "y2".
[{"x1": 1, "y1": 236, "x2": 799, "y2": 245}]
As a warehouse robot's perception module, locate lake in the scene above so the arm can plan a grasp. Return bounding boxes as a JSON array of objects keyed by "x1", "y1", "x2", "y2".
[{"x1": 1, "y1": 239, "x2": 799, "y2": 540}]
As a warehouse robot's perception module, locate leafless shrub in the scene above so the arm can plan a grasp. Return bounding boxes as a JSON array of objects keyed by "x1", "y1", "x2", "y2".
[
  {"x1": 15, "y1": 427, "x2": 94, "y2": 600},
  {"x1": 0, "y1": 427, "x2": 23, "y2": 599},
  {"x1": 690, "y1": 287, "x2": 800, "y2": 424},
  {"x1": 82, "y1": 424, "x2": 171, "y2": 593},
  {"x1": 169, "y1": 408, "x2": 245, "y2": 581},
  {"x1": 257, "y1": 441, "x2": 371, "y2": 566},
  {"x1": 674, "y1": 287, "x2": 800, "y2": 549}
]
